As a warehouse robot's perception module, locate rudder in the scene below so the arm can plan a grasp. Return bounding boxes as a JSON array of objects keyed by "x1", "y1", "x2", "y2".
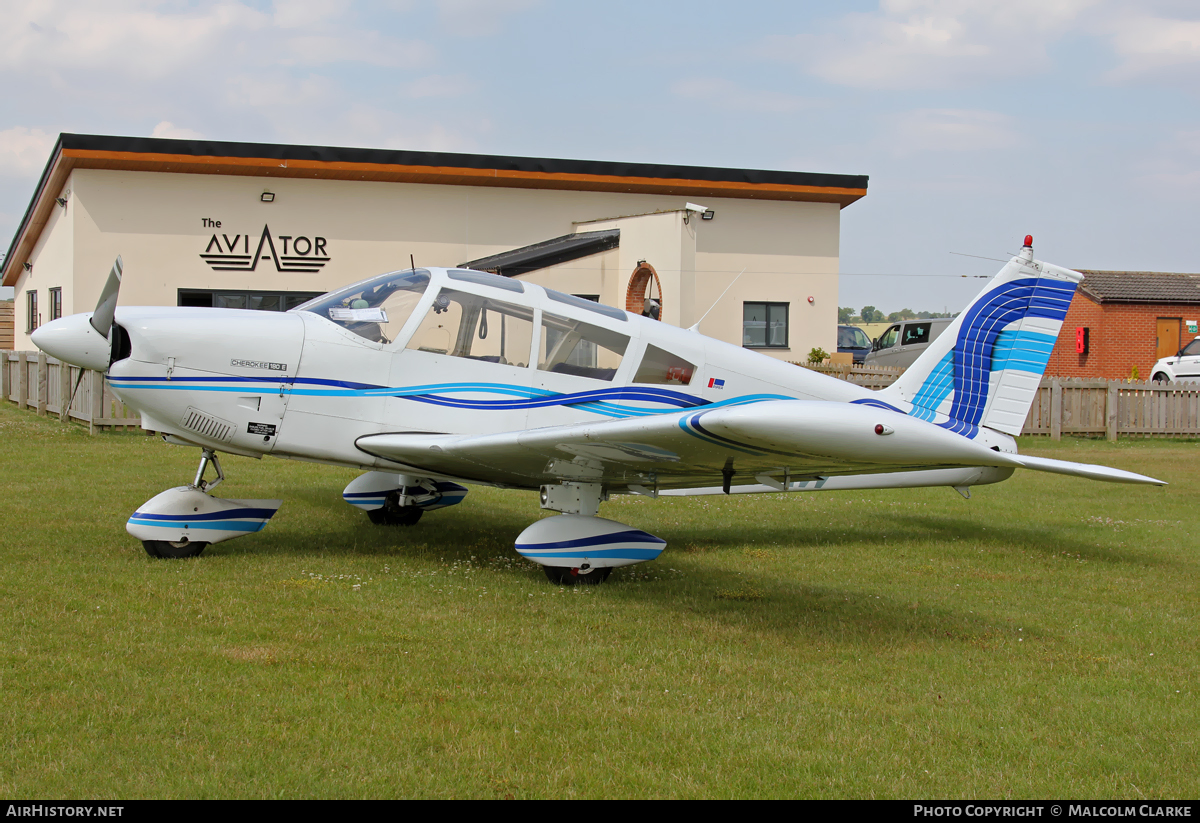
[{"x1": 880, "y1": 237, "x2": 1081, "y2": 437}]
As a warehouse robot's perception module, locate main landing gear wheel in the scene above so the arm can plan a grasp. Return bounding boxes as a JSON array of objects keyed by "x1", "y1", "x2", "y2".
[
  {"x1": 542, "y1": 565, "x2": 613, "y2": 586},
  {"x1": 367, "y1": 507, "x2": 423, "y2": 526},
  {"x1": 142, "y1": 539, "x2": 209, "y2": 559}
]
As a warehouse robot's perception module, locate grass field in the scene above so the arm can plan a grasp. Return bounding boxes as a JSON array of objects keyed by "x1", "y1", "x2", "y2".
[{"x1": 0, "y1": 402, "x2": 1196, "y2": 799}]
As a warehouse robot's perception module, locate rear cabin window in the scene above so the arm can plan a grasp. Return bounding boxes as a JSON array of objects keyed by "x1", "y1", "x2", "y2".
[
  {"x1": 633, "y1": 344, "x2": 695, "y2": 386},
  {"x1": 538, "y1": 312, "x2": 629, "y2": 381},
  {"x1": 405, "y1": 288, "x2": 534, "y2": 367}
]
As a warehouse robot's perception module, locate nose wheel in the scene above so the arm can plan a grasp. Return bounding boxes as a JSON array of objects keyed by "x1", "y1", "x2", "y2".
[
  {"x1": 128, "y1": 449, "x2": 282, "y2": 559},
  {"x1": 542, "y1": 565, "x2": 613, "y2": 585},
  {"x1": 142, "y1": 539, "x2": 208, "y2": 559}
]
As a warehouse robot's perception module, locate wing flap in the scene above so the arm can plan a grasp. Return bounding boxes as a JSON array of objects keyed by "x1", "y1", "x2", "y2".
[{"x1": 357, "y1": 400, "x2": 1024, "y2": 489}]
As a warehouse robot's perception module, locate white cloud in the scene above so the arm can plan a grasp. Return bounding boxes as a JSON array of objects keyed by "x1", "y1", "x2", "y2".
[
  {"x1": 272, "y1": 0, "x2": 353, "y2": 29},
  {"x1": 282, "y1": 32, "x2": 436, "y2": 68},
  {"x1": 0, "y1": 127, "x2": 57, "y2": 177},
  {"x1": 888, "y1": 108, "x2": 1022, "y2": 154},
  {"x1": 403, "y1": 74, "x2": 475, "y2": 99},
  {"x1": 671, "y1": 78, "x2": 814, "y2": 114},
  {"x1": 1105, "y1": 14, "x2": 1200, "y2": 81},
  {"x1": 150, "y1": 121, "x2": 204, "y2": 140},
  {"x1": 0, "y1": 1, "x2": 271, "y2": 76},
  {"x1": 223, "y1": 72, "x2": 340, "y2": 113},
  {"x1": 771, "y1": 0, "x2": 1100, "y2": 90},
  {"x1": 1131, "y1": 128, "x2": 1200, "y2": 198},
  {"x1": 436, "y1": 0, "x2": 539, "y2": 37}
]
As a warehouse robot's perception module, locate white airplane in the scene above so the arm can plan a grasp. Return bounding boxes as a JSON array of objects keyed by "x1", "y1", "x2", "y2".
[{"x1": 32, "y1": 235, "x2": 1163, "y2": 583}]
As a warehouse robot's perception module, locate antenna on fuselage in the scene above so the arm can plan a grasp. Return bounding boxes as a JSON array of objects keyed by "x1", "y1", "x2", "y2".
[
  {"x1": 688, "y1": 267, "x2": 745, "y2": 334},
  {"x1": 410, "y1": 254, "x2": 415, "y2": 272}
]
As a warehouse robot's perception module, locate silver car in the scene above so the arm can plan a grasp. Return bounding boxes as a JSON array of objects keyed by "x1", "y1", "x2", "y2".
[{"x1": 865, "y1": 318, "x2": 953, "y2": 369}]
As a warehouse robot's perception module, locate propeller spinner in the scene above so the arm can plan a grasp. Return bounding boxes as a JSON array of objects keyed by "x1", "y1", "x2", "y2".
[{"x1": 30, "y1": 256, "x2": 124, "y2": 372}]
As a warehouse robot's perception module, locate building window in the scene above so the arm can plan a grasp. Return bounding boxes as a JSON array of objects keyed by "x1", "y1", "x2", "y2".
[
  {"x1": 49, "y1": 287, "x2": 62, "y2": 321},
  {"x1": 743, "y1": 302, "x2": 788, "y2": 348},
  {"x1": 178, "y1": 289, "x2": 324, "y2": 311},
  {"x1": 26, "y1": 290, "x2": 38, "y2": 333}
]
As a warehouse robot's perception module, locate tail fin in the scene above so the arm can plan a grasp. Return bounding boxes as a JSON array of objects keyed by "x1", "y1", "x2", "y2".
[{"x1": 879, "y1": 237, "x2": 1081, "y2": 437}]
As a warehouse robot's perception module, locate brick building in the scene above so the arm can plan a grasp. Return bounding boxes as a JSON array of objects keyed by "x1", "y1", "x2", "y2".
[{"x1": 1045, "y1": 271, "x2": 1200, "y2": 379}]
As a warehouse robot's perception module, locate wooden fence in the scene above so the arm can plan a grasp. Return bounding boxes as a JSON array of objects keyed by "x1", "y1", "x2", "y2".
[
  {"x1": 0, "y1": 302, "x2": 13, "y2": 351},
  {"x1": 3, "y1": 351, "x2": 140, "y2": 432},
  {"x1": 796, "y1": 362, "x2": 1200, "y2": 440},
  {"x1": 796, "y1": 361, "x2": 907, "y2": 390},
  {"x1": 4, "y1": 350, "x2": 1199, "y2": 440},
  {"x1": 1024, "y1": 377, "x2": 1200, "y2": 440}
]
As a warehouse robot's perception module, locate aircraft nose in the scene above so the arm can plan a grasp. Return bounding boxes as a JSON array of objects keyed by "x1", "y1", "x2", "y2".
[{"x1": 30, "y1": 313, "x2": 112, "y2": 371}]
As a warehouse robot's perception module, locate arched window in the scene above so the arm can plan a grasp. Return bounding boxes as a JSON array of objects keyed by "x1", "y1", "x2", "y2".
[{"x1": 625, "y1": 262, "x2": 663, "y2": 319}]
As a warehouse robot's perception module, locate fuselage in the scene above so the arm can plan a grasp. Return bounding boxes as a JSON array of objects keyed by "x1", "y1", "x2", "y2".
[{"x1": 56, "y1": 266, "x2": 1015, "y2": 479}]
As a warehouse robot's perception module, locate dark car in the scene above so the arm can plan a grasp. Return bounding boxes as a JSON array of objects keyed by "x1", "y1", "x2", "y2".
[{"x1": 837, "y1": 324, "x2": 872, "y2": 364}]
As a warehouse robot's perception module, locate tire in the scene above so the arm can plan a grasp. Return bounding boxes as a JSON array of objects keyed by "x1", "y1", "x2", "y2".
[
  {"x1": 1152, "y1": 372, "x2": 1170, "y2": 384},
  {"x1": 542, "y1": 565, "x2": 613, "y2": 586},
  {"x1": 143, "y1": 539, "x2": 208, "y2": 559},
  {"x1": 367, "y1": 507, "x2": 423, "y2": 526}
]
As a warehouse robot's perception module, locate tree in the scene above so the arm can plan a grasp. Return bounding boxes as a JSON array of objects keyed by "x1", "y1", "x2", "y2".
[
  {"x1": 838, "y1": 307, "x2": 855, "y2": 323},
  {"x1": 861, "y1": 305, "x2": 880, "y2": 323}
]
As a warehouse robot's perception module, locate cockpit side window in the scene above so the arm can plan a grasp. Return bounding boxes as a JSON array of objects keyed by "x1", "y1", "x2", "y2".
[
  {"x1": 538, "y1": 312, "x2": 629, "y2": 381},
  {"x1": 405, "y1": 288, "x2": 534, "y2": 367},
  {"x1": 633, "y1": 344, "x2": 695, "y2": 385},
  {"x1": 295, "y1": 270, "x2": 430, "y2": 344}
]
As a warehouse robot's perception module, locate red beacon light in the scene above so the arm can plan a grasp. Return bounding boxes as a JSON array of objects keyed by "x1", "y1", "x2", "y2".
[{"x1": 1023, "y1": 235, "x2": 1033, "y2": 247}]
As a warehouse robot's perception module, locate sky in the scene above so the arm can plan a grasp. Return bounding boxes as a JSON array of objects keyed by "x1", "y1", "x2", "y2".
[{"x1": 1, "y1": 0, "x2": 1198, "y2": 314}]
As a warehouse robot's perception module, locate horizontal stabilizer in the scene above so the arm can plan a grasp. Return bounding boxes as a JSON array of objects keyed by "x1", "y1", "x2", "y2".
[{"x1": 1003, "y1": 453, "x2": 1165, "y2": 486}]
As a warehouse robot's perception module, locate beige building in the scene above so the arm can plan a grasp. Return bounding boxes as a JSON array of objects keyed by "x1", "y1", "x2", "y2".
[{"x1": 3, "y1": 134, "x2": 867, "y2": 358}]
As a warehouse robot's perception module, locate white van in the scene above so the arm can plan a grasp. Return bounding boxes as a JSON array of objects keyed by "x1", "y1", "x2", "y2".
[{"x1": 865, "y1": 318, "x2": 954, "y2": 369}]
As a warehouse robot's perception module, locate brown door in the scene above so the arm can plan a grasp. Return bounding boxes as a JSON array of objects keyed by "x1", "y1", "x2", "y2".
[{"x1": 1157, "y1": 318, "x2": 1181, "y2": 359}]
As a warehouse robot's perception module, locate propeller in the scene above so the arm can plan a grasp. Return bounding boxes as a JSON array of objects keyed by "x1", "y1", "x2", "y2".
[{"x1": 89, "y1": 255, "x2": 123, "y2": 338}]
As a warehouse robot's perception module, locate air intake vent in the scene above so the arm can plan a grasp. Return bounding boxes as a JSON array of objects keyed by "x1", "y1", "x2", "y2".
[{"x1": 180, "y1": 407, "x2": 234, "y2": 442}]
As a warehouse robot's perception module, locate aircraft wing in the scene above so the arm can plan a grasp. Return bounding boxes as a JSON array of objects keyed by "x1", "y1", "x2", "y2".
[{"x1": 355, "y1": 399, "x2": 1163, "y2": 491}]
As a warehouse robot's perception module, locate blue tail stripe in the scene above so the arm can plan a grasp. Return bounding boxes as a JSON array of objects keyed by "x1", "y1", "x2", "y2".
[
  {"x1": 947, "y1": 278, "x2": 1075, "y2": 428},
  {"x1": 909, "y1": 352, "x2": 954, "y2": 421}
]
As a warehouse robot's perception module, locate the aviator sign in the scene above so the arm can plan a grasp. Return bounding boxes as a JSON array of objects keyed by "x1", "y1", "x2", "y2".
[{"x1": 199, "y1": 220, "x2": 330, "y2": 274}]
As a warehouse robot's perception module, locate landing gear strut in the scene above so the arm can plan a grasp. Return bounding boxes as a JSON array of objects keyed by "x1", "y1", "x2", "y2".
[{"x1": 367, "y1": 490, "x2": 424, "y2": 526}]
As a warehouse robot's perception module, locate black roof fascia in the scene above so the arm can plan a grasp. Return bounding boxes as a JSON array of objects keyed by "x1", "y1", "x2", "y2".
[
  {"x1": 55, "y1": 133, "x2": 869, "y2": 190},
  {"x1": 460, "y1": 229, "x2": 621, "y2": 277}
]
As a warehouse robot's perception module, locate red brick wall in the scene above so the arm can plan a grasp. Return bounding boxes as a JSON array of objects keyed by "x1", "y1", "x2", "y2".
[{"x1": 1046, "y1": 293, "x2": 1197, "y2": 379}]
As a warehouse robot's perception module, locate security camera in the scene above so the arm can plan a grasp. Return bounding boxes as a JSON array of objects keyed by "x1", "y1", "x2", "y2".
[{"x1": 684, "y1": 202, "x2": 709, "y2": 213}]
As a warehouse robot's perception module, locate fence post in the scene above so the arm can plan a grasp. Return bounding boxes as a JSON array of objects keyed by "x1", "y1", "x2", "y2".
[
  {"x1": 58, "y1": 361, "x2": 71, "y2": 422},
  {"x1": 17, "y1": 351, "x2": 28, "y2": 410},
  {"x1": 1106, "y1": 384, "x2": 1119, "y2": 442},
  {"x1": 1050, "y1": 378, "x2": 1062, "y2": 441},
  {"x1": 89, "y1": 370, "x2": 103, "y2": 435},
  {"x1": 1, "y1": 352, "x2": 10, "y2": 402},
  {"x1": 36, "y1": 352, "x2": 48, "y2": 416}
]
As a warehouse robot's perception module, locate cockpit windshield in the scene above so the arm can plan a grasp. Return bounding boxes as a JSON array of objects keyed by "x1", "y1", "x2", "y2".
[{"x1": 292, "y1": 269, "x2": 431, "y2": 344}]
